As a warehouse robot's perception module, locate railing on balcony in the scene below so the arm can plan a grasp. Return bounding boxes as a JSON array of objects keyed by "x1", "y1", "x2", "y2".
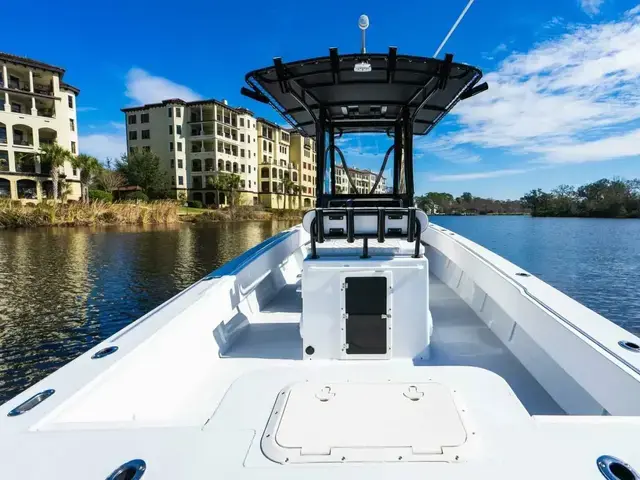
[
  {"x1": 13, "y1": 138, "x2": 33, "y2": 147},
  {"x1": 34, "y1": 84, "x2": 53, "y2": 96},
  {"x1": 38, "y1": 109, "x2": 55, "y2": 118}
]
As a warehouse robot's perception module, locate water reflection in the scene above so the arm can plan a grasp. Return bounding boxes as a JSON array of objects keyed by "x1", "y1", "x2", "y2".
[{"x1": 0, "y1": 221, "x2": 295, "y2": 403}]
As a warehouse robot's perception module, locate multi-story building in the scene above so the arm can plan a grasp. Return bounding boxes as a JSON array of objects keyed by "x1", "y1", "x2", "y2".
[
  {"x1": 290, "y1": 131, "x2": 316, "y2": 208},
  {"x1": 0, "y1": 52, "x2": 81, "y2": 201},
  {"x1": 256, "y1": 118, "x2": 305, "y2": 209},
  {"x1": 122, "y1": 99, "x2": 259, "y2": 206},
  {"x1": 335, "y1": 165, "x2": 386, "y2": 194}
]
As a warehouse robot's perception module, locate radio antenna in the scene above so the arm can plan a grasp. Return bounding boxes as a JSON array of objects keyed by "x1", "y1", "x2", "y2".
[{"x1": 433, "y1": 0, "x2": 476, "y2": 58}]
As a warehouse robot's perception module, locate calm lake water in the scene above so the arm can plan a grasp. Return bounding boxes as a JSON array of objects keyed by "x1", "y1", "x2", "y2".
[{"x1": 0, "y1": 216, "x2": 639, "y2": 403}]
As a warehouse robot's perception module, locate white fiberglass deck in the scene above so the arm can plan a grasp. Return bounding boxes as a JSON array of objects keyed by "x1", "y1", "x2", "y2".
[{"x1": 225, "y1": 274, "x2": 563, "y2": 415}]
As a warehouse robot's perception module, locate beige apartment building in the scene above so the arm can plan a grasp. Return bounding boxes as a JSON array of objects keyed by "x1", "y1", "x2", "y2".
[
  {"x1": 0, "y1": 52, "x2": 81, "y2": 201},
  {"x1": 335, "y1": 165, "x2": 387, "y2": 194},
  {"x1": 122, "y1": 99, "x2": 259, "y2": 206},
  {"x1": 122, "y1": 97, "x2": 385, "y2": 209}
]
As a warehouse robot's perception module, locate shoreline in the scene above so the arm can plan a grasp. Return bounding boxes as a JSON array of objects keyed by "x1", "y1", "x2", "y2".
[{"x1": 0, "y1": 201, "x2": 305, "y2": 229}]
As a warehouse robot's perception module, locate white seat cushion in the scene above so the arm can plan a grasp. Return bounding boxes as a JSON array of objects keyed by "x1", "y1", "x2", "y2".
[{"x1": 314, "y1": 238, "x2": 424, "y2": 256}]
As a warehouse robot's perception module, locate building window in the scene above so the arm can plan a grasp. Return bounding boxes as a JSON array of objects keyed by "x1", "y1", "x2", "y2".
[
  {"x1": 248, "y1": 166, "x2": 251, "y2": 173},
  {"x1": 177, "y1": 142, "x2": 182, "y2": 152},
  {"x1": 263, "y1": 139, "x2": 266, "y2": 150},
  {"x1": 176, "y1": 125, "x2": 182, "y2": 135},
  {"x1": 142, "y1": 130, "x2": 150, "y2": 139},
  {"x1": 240, "y1": 133, "x2": 244, "y2": 142},
  {"x1": 143, "y1": 146, "x2": 151, "y2": 152},
  {"x1": 68, "y1": 95, "x2": 73, "y2": 108},
  {"x1": 240, "y1": 149, "x2": 245, "y2": 158},
  {"x1": 171, "y1": 159, "x2": 175, "y2": 168},
  {"x1": 168, "y1": 107, "x2": 172, "y2": 117},
  {"x1": 171, "y1": 175, "x2": 175, "y2": 185},
  {"x1": 129, "y1": 146, "x2": 135, "y2": 154},
  {"x1": 69, "y1": 119, "x2": 75, "y2": 131},
  {"x1": 141, "y1": 113, "x2": 149, "y2": 123},
  {"x1": 178, "y1": 176, "x2": 184, "y2": 185},
  {"x1": 169, "y1": 125, "x2": 173, "y2": 134},
  {"x1": 129, "y1": 131, "x2": 137, "y2": 140},
  {"x1": 73, "y1": 168, "x2": 77, "y2": 176},
  {"x1": 241, "y1": 164, "x2": 245, "y2": 173},
  {"x1": 176, "y1": 108, "x2": 181, "y2": 118},
  {"x1": 240, "y1": 118, "x2": 244, "y2": 127},
  {"x1": 247, "y1": 135, "x2": 250, "y2": 142},
  {"x1": 169, "y1": 142, "x2": 174, "y2": 151},
  {"x1": 178, "y1": 159, "x2": 183, "y2": 169},
  {"x1": 128, "y1": 115, "x2": 137, "y2": 124},
  {"x1": 71, "y1": 141, "x2": 76, "y2": 154},
  {"x1": 248, "y1": 180, "x2": 251, "y2": 188}
]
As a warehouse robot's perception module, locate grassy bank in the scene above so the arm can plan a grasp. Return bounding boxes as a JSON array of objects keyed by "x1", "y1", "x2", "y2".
[
  {"x1": 0, "y1": 200, "x2": 178, "y2": 228},
  {"x1": 182, "y1": 206, "x2": 304, "y2": 223}
]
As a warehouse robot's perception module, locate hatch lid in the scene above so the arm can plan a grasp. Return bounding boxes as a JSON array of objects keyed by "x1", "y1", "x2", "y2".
[{"x1": 261, "y1": 382, "x2": 468, "y2": 463}]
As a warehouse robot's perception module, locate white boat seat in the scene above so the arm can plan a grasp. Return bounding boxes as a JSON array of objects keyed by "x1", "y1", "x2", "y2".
[
  {"x1": 314, "y1": 238, "x2": 425, "y2": 256},
  {"x1": 302, "y1": 208, "x2": 429, "y2": 237}
]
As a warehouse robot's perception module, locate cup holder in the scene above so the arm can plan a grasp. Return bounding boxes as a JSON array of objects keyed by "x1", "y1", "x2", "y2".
[
  {"x1": 598, "y1": 455, "x2": 639, "y2": 480},
  {"x1": 618, "y1": 340, "x2": 640, "y2": 353}
]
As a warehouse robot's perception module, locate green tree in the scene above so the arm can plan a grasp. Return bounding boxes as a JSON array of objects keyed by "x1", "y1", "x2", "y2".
[
  {"x1": 282, "y1": 177, "x2": 296, "y2": 209},
  {"x1": 72, "y1": 154, "x2": 101, "y2": 202},
  {"x1": 461, "y1": 192, "x2": 473, "y2": 203},
  {"x1": 39, "y1": 143, "x2": 73, "y2": 201},
  {"x1": 116, "y1": 151, "x2": 168, "y2": 196},
  {"x1": 207, "y1": 173, "x2": 241, "y2": 208}
]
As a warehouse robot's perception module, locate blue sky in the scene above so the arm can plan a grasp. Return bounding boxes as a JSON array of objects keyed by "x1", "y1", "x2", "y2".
[{"x1": 4, "y1": 0, "x2": 640, "y2": 199}]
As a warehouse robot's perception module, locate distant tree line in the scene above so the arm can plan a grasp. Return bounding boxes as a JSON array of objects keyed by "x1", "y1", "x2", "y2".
[
  {"x1": 415, "y1": 177, "x2": 640, "y2": 218},
  {"x1": 415, "y1": 191, "x2": 525, "y2": 215},
  {"x1": 521, "y1": 178, "x2": 640, "y2": 218}
]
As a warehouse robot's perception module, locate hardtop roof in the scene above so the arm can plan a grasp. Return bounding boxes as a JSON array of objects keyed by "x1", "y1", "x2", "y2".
[{"x1": 244, "y1": 48, "x2": 484, "y2": 137}]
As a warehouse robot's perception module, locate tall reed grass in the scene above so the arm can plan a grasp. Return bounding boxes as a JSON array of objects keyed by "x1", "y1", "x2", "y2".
[{"x1": 0, "y1": 200, "x2": 179, "y2": 229}]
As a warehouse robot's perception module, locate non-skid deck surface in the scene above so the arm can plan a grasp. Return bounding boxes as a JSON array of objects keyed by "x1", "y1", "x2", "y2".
[{"x1": 225, "y1": 276, "x2": 564, "y2": 414}]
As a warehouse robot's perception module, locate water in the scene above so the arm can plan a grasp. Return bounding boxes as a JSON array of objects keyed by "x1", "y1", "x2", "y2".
[
  {"x1": 0, "y1": 216, "x2": 639, "y2": 403},
  {"x1": 0, "y1": 221, "x2": 295, "y2": 403}
]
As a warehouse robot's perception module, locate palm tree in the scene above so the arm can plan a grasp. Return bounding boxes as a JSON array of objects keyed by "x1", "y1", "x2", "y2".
[
  {"x1": 39, "y1": 143, "x2": 73, "y2": 201},
  {"x1": 72, "y1": 153, "x2": 101, "y2": 202},
  {"x1": 282, "y1": 177, "x2": 295, "y2": 209}
]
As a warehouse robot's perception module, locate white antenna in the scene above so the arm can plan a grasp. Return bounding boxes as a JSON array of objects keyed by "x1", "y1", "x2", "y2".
[
  {"x1": 359, "y1": 14, "x2": 370, "y2": 54},
  {"x1": 433, "y1": 0, "x2": 476, "y2": 58}
]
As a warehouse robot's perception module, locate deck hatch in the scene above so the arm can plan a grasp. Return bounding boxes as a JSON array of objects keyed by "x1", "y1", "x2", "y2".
[
  {"x1": 261, "y1": 382, "x2": 468, "y2": 464},
  {"x1": 345, "y1": 277, "x2": 387, "y2": 355}
]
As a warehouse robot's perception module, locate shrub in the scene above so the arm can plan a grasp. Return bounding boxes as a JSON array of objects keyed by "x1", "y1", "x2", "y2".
[
  {"x1": 89, "y1": 190, "x2": 113, "y2": 202},
  {"x1": 188, "y1": 200, "x2": 203, "y2": 209},
  {"x1": 124, "y1": 191, "x2": 149, "y2": 202}
]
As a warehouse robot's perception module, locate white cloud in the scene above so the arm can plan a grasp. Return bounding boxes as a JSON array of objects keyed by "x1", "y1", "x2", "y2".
[
  {"x1": 580, "y1": 0, "x2": 604, "y2": 16},
  {"x1": 79, "y1": 133, "x2": 126, "y2": 162},
  {"x1": 428, "y1": 168, "x2": 532, "y2": 182},
  {"x1": 416, "y1": 136, "x2": 481, "y2": 164},
  {"x1": 109, "y1": 121, "x2": 125, "y2": 131},
  {"x1": 125, "y1": 68, "x2": 202, "y2": 105},
  {"x1": 438, "y1": 7, "x2": 640, "y2": 166}
]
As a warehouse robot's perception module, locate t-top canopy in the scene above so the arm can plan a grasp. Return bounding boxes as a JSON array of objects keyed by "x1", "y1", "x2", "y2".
[{"x1": 242, "y1": 47, "x2": 486, "y2": 137}]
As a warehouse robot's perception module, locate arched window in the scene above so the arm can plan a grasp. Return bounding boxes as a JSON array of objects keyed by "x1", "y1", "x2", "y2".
[
  {"x1": 193, "y1": 192, "x2": 203, "y2": 202},
  {"x1": 17, "y1": 179, "x2": 37, "y2": 199},
  {"x1": 205, "y1": 192, "x2": 216, "y2": 205},
  {"x1": 225, "y1": 161, "x2": 231, "y2": 172},
  {"x1": 0, "y1": 178, "x2": 10, "y2": 198},
  {"x1": 218, "y1": 160, "x2": 224, "y2": 170},
  {"x1": 233, "y1": 162, "x2": 238, "y2": 173},
  {"x1": 272, "y1": 167, "x2": 277, "y2": 177},
  {"x1": 292, "y1": 172, "x2": 298, "y2": 182},
  {"x1": 192, "y1": 159, "x2": 202, "y2": 172},
  {"x1": 261, "y1": 167, "x2": 269, "y2": 177},
  {"x1": 204, "y1": 158, "x2": 214, "y2": 171}
]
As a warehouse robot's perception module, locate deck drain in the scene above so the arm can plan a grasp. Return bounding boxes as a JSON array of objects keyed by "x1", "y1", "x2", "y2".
[
  {"x1": 515, "y1": 272, "x2": 530, "y2": 277},
  {"x1": 92, "y1": 346, "x2": 119, "y2": 359},
  {"x1": 598, "y1": 455, "x2": 639, "y2": 480},
  {"x1": 106, "y1": 459, "x2": 146, "y2": 480},
  {"x1": 618, "y1": 341, "x2": 640, "y2": 353}
]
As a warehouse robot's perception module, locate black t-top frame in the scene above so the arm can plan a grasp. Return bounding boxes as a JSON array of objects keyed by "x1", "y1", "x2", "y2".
[{"x1": 242, "y1": 47, "x2": 486, "y2": 207}]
